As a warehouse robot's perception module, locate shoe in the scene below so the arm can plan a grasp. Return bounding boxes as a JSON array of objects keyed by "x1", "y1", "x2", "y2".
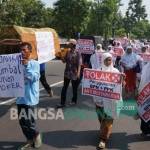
[
  {"x1": 141, "y1": 132, "x2": 150, "y2": 137},
  {"x1": 69, "y1": 102, "x2": 77, "y2": 106},
  {"x1": 146, "y1": 134, "x2": 150, "y2": 137},
  {"x1": 48, "y1": 90, "x2": 53, "y2": 97},
  {"x1": 133, "y1": 113, "x2": 140, "y2": 120},
  {"x1": 98, "y1": 140, "x2": 106, "y2": 149},
  {"x1": 56, "y1": 104, "x2": 66, "y2": 109},
  {"x1": 33, "y1": 133, "x2": 42, "y2": 148},
  {"x1": 17, "y1": 143, "x2": 33, "y2": 150}
]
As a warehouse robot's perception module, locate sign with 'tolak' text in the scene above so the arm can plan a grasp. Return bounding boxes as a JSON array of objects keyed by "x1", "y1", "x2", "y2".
[
  {"x1": 137, "y1": 83, "x2": 150, "y2": 122},
  {"x1": 82, "y1": 68, "x2": 122, "y2": 101}
]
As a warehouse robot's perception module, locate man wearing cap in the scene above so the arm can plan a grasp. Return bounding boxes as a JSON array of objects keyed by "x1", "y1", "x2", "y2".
[{"x1": 57, "y1": 39, "x2": 82, "y2": 108}]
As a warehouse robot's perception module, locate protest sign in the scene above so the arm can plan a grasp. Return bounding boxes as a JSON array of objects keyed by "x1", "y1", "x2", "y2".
[
  {"x1": 0, "y1": 53, "x2": 24, "y2": 97},
  {"x1": 113, "y1": 47, "x2": 124, "y2": 57},
  {"x1": 76, "y1": 39, "x2": 95, "y2": 54},
  {"x1": 133, "y1": 40, "x2": 143, "y2": 54},
  {"x1": 35, "y1": 32, "x2": 55, "y2": 63},
  {"x1": 137, "y1": 83, "x2": 150, "y2": 122},
  {"x1": 138, "y1": 53, "x2": 150, "y2": 62},
  {"x1": 82, "y1": 68, "x2": 122, "y2": 101}
]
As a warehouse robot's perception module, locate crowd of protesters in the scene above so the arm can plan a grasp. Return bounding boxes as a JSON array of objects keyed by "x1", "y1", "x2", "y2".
[
  {"x1": 83, "y1": 38, "x2": 150, "y2": 149},
  {"x1": 55, "y1": 37, "x2": 150, "y2": 149},
  {"x1": 7, "y1": 37, "x2": 150, "y2": 150}
]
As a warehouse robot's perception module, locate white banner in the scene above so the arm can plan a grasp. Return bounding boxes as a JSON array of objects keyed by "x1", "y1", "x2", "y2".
[
  {"x1": 35, "y1": 32, "x2": 55, "y2": 64},
  {"x1": 82, "y1": 68, "x2": 122, "y2": 101},
  {"x1": 0, "y1": 53, "x2": 24, "y2": 97},
  {"x1": 137, "y1": 83, "x2": 150, "y2": 122}
]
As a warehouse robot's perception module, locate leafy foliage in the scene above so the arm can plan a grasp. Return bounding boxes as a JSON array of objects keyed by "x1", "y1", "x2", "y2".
[
  {"x1": 0, "y1": 0, "x2": 150, "y2": 39},
  {"x1": 52, "y1": 0, "x2": 90, "y2": 38}
]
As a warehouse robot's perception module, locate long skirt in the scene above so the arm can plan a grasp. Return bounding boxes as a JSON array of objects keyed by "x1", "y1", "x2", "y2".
[
  {"x1": 124, "y1": 69, "x2": 136, "y2": 93},
  {"x1": 96, "y1": 105, "x2": 113, "y2": 141}
]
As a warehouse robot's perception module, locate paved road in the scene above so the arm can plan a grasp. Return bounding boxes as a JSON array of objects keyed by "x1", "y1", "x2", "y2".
[{"x1": 0, "y1": 60, "x2": 149, "y2": 150}]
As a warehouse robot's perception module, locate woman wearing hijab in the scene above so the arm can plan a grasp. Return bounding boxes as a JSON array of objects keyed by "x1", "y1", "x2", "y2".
[
  {"x1": 140, "y1": 46, "x2": 149, "y2": 68},
  {"x1": 57, "y1": 39, "x2": 81, "y2": 108},
  {"x1": 90, "y1": 44, "x2": 105, "y2": 69},
  {"x1": 113, "y1": 41, "x2": 125, "y2": 70},
  {"x1": 120, "y1": 46, "x2": 142, "y2": 99},
  {"x1": 93, "y1": 53, "x2": 124, "y2": 149}
]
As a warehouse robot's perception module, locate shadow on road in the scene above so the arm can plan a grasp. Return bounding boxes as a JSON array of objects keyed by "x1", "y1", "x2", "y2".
[
  {"x1": 108, "y1": 133, "x2": 150, "y2": 150},
  {"x1": 42, "y1": 130, "x2": 99, "y2": 149},
  {"x1": 0, "y1": 132, "x2": 149, "y2": 150},
  {"x1": 0, "y1": 141, "x2": 24, "y2": 150},
  {"x1": 42, "y1": 131, "x2": 150, "y2": 150},
  {"x1": 0, "y1": 103, "x2": 15, "y2": 118}
]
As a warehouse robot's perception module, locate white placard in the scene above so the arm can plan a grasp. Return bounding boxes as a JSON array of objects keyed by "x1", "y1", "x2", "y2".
[
  {"x1": 137, "y1": 83, "x2": 150, "y2": 122},
  {"x1": 35, "y1": 32, "x2": 55, "y2": 63},
  {"x1": 0, "y1": 53, "x2": 24, "y2": 97},
  {"x1": 82, "y1": 68, "x2": 122, "y2": 101}
]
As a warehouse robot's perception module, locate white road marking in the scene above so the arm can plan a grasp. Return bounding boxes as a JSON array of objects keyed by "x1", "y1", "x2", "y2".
[{"x1": 0, "y1": 81, "x2": 63, "y2": 105}]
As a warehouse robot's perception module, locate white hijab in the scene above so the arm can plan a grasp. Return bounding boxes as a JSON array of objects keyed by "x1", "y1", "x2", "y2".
[
  {"x1": 121, "y1": 47, "x2": 140, "y2": 68},
  {"x1": 116, "y1": 41, "x2": 123, "y2": 48},
  {"x1": 101, "y1": 52, "x2": 119, "y2": 73},
  {"x1": 101, "y1": 53, "x2": 122, "y2": 118},
  {"x1": 94, "y1": 52, "x2": 122, "y2": 119},
  {"x1": 138, "y1": 62, "x2": 150, "y2": 92}
]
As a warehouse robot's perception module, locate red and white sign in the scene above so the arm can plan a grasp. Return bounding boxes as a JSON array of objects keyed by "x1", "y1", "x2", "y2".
[
  {"x1": 137, "y1": 83, "x2": 150, "y2": 105},
  {"x1": 82, "y1": 68, "x2": 122, "y2": 100},
  {"x1": 138, "y1": 83, "x2": 150, "y2": 122},
  {"x1": 113, "y1": 47, "x2": 124, "y2": 57},
  {"x1": 76, "y1": 39, "x2": 95, "y2": 54},
  {"x1": 138, "y1": 53, "x2": 150, "y2": 62}
]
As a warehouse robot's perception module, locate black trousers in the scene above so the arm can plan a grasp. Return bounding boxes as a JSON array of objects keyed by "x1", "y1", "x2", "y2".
[
  {"x1": 40, "y1": 71, "x2": 51, "y2": 93},
  {"x1": 17, "y1": 104, "x2": 39, "y2": 140},
  {"x1": 114, "y1": 56, "x2": 121, "y2": 70},
  {"x1": 141, "y1": 119, "x2": 150, "y2": 134},
  {"x1": 61, "y1": 77, "x2": 80, "y2": 105}
]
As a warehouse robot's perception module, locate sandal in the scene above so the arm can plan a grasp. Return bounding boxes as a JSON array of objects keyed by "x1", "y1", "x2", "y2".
[{"x1": 98, "y1": 140, "x2": 106, "y2": 149}]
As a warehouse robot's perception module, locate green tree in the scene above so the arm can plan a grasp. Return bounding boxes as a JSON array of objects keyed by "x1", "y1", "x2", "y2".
[
  {"x1": 124, "y1": 0, "x2": 147, "y2": 35},
  {"x1": 0, "y1": 0, "x2": 53, "y2": 27},
  {"x1": 126, "y1": 0, "x2": 147, "y2": 23},
  {"x1": 21, "y1": 0, "x2": 48, "y2": 27},
  {"x1": 86, "y1": 0, "x2": 121, "y2": 39},
  {"x1": 52, "y1": 0, "x2": 90, "y2": 38},
  {"x1": 43, "y1": 7, "x2": 54, "y2": 27},
  {"x1": 0, "y1": 0, "x2": 25, "y2": 26},
  {"x1": 132, "y1": 20, "x2": 150, "y2": 39}
]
